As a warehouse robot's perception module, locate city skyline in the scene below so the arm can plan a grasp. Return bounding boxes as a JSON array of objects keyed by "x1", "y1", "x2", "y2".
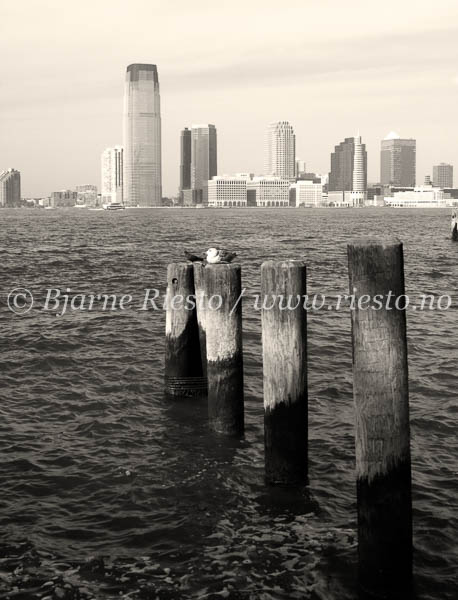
[{"x1": 2, "y1": 1, "x2": 457, "y2": 198}]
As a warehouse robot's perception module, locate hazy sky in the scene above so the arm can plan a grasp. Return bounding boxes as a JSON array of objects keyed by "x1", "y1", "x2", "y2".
[{"x1": 1, "y1": 0, "x2": 458, "y2": 197}]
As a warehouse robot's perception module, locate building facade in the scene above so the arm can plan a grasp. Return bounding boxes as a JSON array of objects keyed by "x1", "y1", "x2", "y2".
[
  {"x1": 76, "y1": 184, "x2": 98, "y2": 207},
  {"x1": 0, "y1": 168, "x2": 21, "y2": 207},
  {"x1": 433, "y1": 163, "x2": 453, "y2": 188},
  {"x1": 208, "y1": 175, "x2": 247, "y2": 207},
  {"x1": 380, "y1": 132, "x2": 416, "y2": 187},
  {"x1": 293, "y1": 180, "x2": 324, "y2": 207},
  {"x1": 189, "y1": 124, "x2": 217, "y2": 206},
  {"x1": 123, "y1": 63, "x2": 162, "y2": 207},
  {"x1": 50, "y1": 190, "x2": 78, "y2": 208},
  {"x1": 246, "y1": 177, "x2": 290, "y2": 207},
  {"x1": 101, "y1": 146, "x2": 124, "y2": 204},
  {"x1": 328, "y1": 136, "x2": 367, "y2": 205},
  {"x1": 384, "y1": 186, "x2": 447, "y2": 208},
  {"x1": 264, "y1": 121, "x2": 296, "y2": 180},
  {"x1": 179, "y1": 128, "x2": 192, "y2": 202},
  {"x1": 327, "y1": 190, "x2": 366, "y2": 207}
]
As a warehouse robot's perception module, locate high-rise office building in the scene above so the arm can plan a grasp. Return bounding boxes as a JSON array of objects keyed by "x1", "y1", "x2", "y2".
[
  {"x1": 380, "y1": 132, "x2": 416, "y2": 187},
  {"x1": 328, "y1": 136, "x2": 367, "y2": 205},
  {"x1": 123, "y1": 63, "x2": 161, "y2": 207},
  {"x1": 433, "y1": 163, "x2": 453, "y2": 188},
  {"x1": 101, "y1": 146, "x2": 124, "y2": 204},
  {"x1": 0, "y1": 168, "x2": 21, "y2": 207},
  {"x1": 179, "y1": 128, "x2": 192, "y2": 201},
  {"x1": 189, "y1": 124, "x2": 217, "y2": 205},
  {"x1": 352, "y1": 135, "x2": 366, "y2": 193},
  {"x1": 264, "y1": 121, "x2": 296, "y2": 180}
]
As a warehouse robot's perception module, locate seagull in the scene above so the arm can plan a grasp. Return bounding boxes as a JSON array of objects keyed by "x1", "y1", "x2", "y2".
[
  {"x1": 184, "y1": 250, "x2": 205, "y2": 262},
  {"x1": 205, "y1": 248, "x2": 237, "y2": 264}
]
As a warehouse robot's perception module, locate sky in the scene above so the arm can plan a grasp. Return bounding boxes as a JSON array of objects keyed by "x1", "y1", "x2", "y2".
[{"x1": 1, "y1": 0, "x2": 458, "y2": 197}]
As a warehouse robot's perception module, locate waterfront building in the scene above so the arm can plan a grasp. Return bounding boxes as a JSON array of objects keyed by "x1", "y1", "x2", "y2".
[
  {"x1": 188, "y1": 124, "x2": 217, "y2": 206},
  {"x1": 293, "y1": 180, "x2": 324, "y2": 207},
  {"x1": 433, "y1": 163, "x2": 453, "y2": 188},
  {"x1": 246, "y1": 177, "x2": 290, "y2": 207},
  {"x1": 327, "y1": 190, "x2": 366, "y2": 207},
  {"x1": 384, "y1": 186, "x2": 447, "y2": 208},
  {"x1": 208, "y1": 175, "x2": 247, "y2": 207},
  {"x1": 76, "y1": 184, "x2": 97, "y2": 207},
  {"x1": 380, "y1": 132, "x2": 416, "y2": 187},
  {"x1": 50, "y1": 190, "x2": 78, "y2": 208},
  {"x1": 0, "y1": 168, "x2": 21, "y2": 207},
  {"x1": 328, "y1": 135, "x2": 367, "y2": 206},
  {"x1": 123, "y1": 63, "x2": 162, "y2": 206},
  {"x1": 101, "y1": 146, "x2": 124, "y2": 205},
  {"x1": 264, "y1": 121, "x2": 296, "y2": 180}
]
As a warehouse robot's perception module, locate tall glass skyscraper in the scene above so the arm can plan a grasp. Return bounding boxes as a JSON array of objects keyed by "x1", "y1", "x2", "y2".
[
  {"x1": 328, "y1": 136, "x2": 367, "y2": 206},
  {"x1": 380, "y1": 132, "x2": 416, "y2": 187},
  {"x1": 123, "y1": 64, "x2": 162, "y2": 207},
  {"x1": 328, "y1": 136, "x2": 367, "y2": 192},
  {"x1": 179, "y1": 127, "x2": 192, "y2": 201},
  {"x1": 190, "y1": 124, "x2": 217, "y2": 205}
]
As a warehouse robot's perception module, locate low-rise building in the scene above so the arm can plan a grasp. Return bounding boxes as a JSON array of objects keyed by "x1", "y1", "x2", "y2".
[
  {"x1": 327, "y1": 190, "x2": 366, "y2": 207},
  {"x1": 50, "y1": 190, "x2": 78, "y2": 208},
  {"x1": 208, "y1": 175, "x2": 247, "y2": 207},
  {"x1": 384, "y1": 186, "x2": 447, "y2": 208},
  {"x1": 246, "y1": 177, "x2": 290, "y2": 207},
  {"x1": 293, "y1": 180, "x2": 324, "y2": 207},
  {"x1": 76, "y1": 184, "x2": 98, "y2": 207}
]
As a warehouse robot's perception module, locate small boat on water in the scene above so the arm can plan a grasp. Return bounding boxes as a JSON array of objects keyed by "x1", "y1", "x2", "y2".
[{"x1": 104, "y1": 203, "x2": 125, "y2": 211}]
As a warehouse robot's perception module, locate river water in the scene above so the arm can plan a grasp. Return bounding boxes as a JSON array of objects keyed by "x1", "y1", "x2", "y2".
[{"x1": 0, "y1": 208, "x2": 456, "y2": 599}]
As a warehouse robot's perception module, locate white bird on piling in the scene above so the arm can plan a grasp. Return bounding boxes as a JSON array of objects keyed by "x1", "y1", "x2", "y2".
[{"x1": 205, "y1": 248, "x2": 237, "y2": 264}]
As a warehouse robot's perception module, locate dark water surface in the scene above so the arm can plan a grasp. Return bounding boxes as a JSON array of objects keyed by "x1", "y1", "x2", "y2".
[{"x1": 0, "y1": 208, "x2": 456, "y2": 599}]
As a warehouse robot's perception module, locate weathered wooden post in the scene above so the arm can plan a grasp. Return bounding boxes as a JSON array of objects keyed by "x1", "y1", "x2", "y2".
[
  {"x1": 193, "y1": 262, "x2": 207, "y2": 377},
  {"x1": 261, "y1": 260, "x2": 308, "y2": 485},
  {"x1": 451, "y1": 211, "x2": 458, "y2": 241},
  {"x1": 202, "y1": 264, "x2": 244, "y2": 435},
  {"x1": 347, "y1": 238, "x2": 412, "y2": 599},
  {"x1": 164, "y1": 263, "x2": 207, "y2": 398}
]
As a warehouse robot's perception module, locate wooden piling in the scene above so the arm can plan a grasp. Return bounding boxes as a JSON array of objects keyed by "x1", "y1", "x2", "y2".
[
  {"x1": 261, "y1": 261, "x2": 308, "y2": 485},
  {"x1": 202, "y1": 264, "x2": 244, "y2": 435},
  {"x1": 193, "y1": 262, "x2": 207, "y2": 377},
  {"x1": 452, "y1": 211, "x2": 458, "y2": 241},
  {"x1": 347, "y1": 238, "x2": 412, "y2": 598},
  {"x1": 164, "y1": 263, "x2": 207, "y2": 398}
]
